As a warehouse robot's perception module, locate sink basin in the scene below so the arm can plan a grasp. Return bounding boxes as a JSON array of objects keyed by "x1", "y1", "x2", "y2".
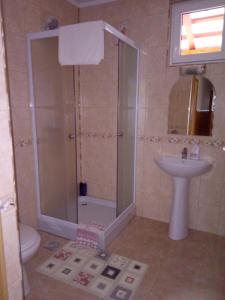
[
  {"x1": 154, "y1": 155, "x2": 212, "y2": 178},
  {"x1": 154, "y1": 154, "x2": 212, "y2": 240}
]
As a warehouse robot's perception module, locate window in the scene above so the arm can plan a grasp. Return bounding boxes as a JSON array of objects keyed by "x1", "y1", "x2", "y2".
[{"x1": 170, "y1": 0, "x2": 225, "y2": 64}]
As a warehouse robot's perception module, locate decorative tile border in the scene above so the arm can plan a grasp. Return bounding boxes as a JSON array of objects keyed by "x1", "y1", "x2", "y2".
[
  {"x1": 80, "y1": 132, "x2": 225, "y2": 148},
  {"x1": 138, "y1": 135, "x2": 225, "y2": 148},
  {"x1": 15, "y1": 135, "x2": 225, "y2": 149},
  {"x1": 15, "y1": 139, "x2": 32, "y2": 148},
  {"x1": 138, "y1": 136, "x2": 162, "y2": 143},
  {"x1": 79, "y1": 132, "x2": 117, "y2": 139}
]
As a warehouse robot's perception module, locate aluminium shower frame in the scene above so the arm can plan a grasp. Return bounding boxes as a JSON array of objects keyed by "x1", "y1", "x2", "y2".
[{"x1": 27, "y1": 22, "x2": 140, "y2": 249}]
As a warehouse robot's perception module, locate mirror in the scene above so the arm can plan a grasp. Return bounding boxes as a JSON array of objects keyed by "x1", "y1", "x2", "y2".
[{"x1": 168, "y1": 75, "x2": 216, "y2": 136}]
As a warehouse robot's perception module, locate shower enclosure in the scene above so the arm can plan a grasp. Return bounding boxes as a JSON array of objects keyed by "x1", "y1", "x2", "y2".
[{"x1": 27, "y1": 22, "x2": 139, "y2": 249}]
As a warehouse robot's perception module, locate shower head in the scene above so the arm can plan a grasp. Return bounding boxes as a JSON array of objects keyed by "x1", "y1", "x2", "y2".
[{"x1": 44, "y1": 16, "x2": 59, "y2": 30}]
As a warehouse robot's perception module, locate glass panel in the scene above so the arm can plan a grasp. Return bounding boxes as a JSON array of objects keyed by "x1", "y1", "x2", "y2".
[
  {"x1": 117, "y1": 41, "x2": 138, "y2": 216},
  {"x1": 75, "y1": 32, "x2": 118, "y2": 229},
  {"x1": 181, "y1": 7, "x2": 225, "y2": 56},
  {"x1": 31, "y1": 37, "x2": 77, "y2": 222}
]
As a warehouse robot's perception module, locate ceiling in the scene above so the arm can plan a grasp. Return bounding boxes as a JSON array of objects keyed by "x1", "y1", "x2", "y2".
[{"x1": 67, "y1": 0, "x2": 118, "y2": 8}]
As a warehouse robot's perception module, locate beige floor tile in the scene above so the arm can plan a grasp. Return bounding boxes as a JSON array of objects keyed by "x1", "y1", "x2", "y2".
[{"x1": 25, "y1": 217, "x2": 225, "y2": 300}]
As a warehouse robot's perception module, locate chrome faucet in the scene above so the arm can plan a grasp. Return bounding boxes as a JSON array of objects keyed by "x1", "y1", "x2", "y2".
[{"x1": 181, "y1": 147, "x2": 188, "y2": 159}]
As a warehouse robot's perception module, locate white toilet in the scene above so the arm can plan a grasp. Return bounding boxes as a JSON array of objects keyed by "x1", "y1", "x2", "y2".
[{"x1": 19, "y1": 223, "x2": 41, "y2": 296}]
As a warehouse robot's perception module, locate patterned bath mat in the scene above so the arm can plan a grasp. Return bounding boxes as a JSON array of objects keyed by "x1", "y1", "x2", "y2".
[{"x1": 37, "y1": 241, "x2": 148, "y2": 299}]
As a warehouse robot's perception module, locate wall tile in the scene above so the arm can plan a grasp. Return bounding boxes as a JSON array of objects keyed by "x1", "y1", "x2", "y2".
[
  {"x1": 159, "y1": 195, "x2": 172, "y2": 222},
  {"x1": 3, "y1": 0, "x2": 25, "y2": 34},
  {"x1": 145, "y1": 105, "x2": 168, "y2": 135},
  {"x1": 137, "y1": 108, "x2": 146, "y2": 136},
  {"x1": 138, "y1": 191, "x2": 161, "y2": 221},
  {"x1": 199, "y1": 178, "x2": 223, "y2": 207},
  {"x1": 7, "y1": 70, "x2": 29, "y2": 108},
  {"x1": 197, "y1": 205, "x2": 220, "y2": 234},
  {"x1": 80, "y1": 79, "x2": 117, "y2": 108},
  {"x1": 5, "y1": 32, "x2": 27, "y2": 72},
  {"x1": 11, "y1": 108, "x2": 32, "y2": 143},
  {"x1": 147, "y1": 0, "x2": 170, "y2": 15},
  {"x1": 2, "y1": 0, "x2": 225, "y2": 238},
  {"x1": 14, "y1": 146, "x2": 37, "y2": 227},
  {"x1": 213, "y1": 108, "x2": 225, "y2": 138},
  {"x1": 24, "y1": 1, "x2": 42, "y2": 32},
  {"x1": 86, "y1": 180, "x2": 116, "y2": 201},
  {"x1": 80, "y1": 107, "x2": 117, "y2": 134},
  {"x1": 0, "y1": 111, "x2": 13, "y2": 157},
  {"x1": 3, "y1": 0, "x2": 78, "y2": 229},
  {"x1": 81, "y1": 137, "x2": 117, "y2": 196},
  {"x1": 189, "y1": 178, "x2": 200, "y2": 229},
  {"x1": 0, "y1": 156, "x2": 15, "y2": 198}
]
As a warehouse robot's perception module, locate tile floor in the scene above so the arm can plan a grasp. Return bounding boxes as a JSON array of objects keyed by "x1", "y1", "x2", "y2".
[{"x1": 25, "y1": 217, "x2": 225, "y2": 300}]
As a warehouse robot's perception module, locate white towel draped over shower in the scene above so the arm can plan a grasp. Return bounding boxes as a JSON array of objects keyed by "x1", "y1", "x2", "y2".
[{"x1": 58, "y1": 21, "x2": 104, "y2": 65}]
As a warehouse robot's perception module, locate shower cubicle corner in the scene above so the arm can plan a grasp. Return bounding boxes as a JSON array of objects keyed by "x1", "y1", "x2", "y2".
[{"x1": 27, "y1": 22, "x2": 140, "y2": 250}]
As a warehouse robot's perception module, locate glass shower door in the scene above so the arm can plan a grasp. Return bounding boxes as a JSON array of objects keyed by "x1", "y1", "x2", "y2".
[
  {"x1": 117, "y1": 41, "x2": 138, "y2": 216},
  {"x1": 31, "y1": 37, "x2": 77, "y2": 223}
]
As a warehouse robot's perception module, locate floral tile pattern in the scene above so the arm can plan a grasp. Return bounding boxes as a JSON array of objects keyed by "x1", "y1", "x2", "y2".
[{"x1": 37, "y1": 241, "x2": 148, "y2": 299}]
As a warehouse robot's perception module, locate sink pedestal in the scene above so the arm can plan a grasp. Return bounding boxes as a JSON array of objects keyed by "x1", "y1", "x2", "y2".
[
  {"x1": 169, "y1": 177, "x2": 190, "y2": 240},
  {"x1": 154, "y1": 154, "x2": 212, "y2": 241}
]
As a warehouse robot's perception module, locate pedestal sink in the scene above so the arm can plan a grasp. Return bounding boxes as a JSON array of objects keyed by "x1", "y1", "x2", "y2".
[{"x1": 154, "y1": 155, "x2": 212, "y2": 240}]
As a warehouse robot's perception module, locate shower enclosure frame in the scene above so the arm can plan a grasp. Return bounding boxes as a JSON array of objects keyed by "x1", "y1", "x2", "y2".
[{"x1": 27, "y1": 22, "x2": 140, "y2": 249}]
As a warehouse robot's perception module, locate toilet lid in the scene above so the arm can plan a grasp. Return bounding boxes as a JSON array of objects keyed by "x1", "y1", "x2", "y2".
[{"x1": 19, "y1": 223, "x2": 40, "y2": 251}]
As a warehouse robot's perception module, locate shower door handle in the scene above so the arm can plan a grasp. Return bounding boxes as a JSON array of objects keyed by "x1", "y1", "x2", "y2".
[
  {"x1": 68, "y1": 134, "x2": 76, "y2": 140},
  {"x1": 117, "y1": 131, "x2": 123, "y2": 137}
]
